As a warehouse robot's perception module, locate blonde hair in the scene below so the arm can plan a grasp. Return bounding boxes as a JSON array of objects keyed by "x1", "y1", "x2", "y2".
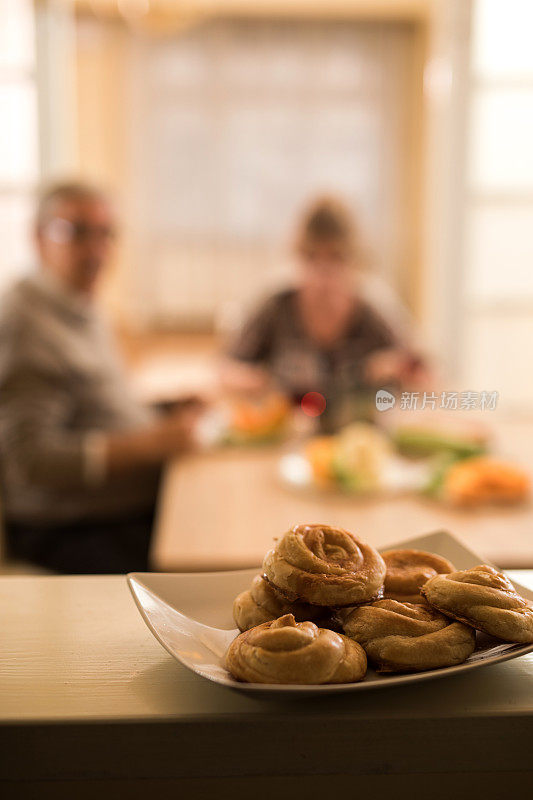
[{"x1": 295, "y1": 196, "x2": 361, "y2": 263}]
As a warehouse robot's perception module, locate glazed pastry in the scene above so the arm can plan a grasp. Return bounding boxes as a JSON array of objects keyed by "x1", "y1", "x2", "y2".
[
  {"x1": 339, "y1": 599, "x2": 475, "y2": 673},
  {"x1": 421, "y1": 565, "x2": 533, "y2": 643},
  {"x1": 382, "y1": 549, "x2": 455, "y2": 604},
  {"x1": 263, "y1": 524, "x2": 386, "y2": 607},
  {"x1": 225, "y1": 613, "x2": 367, "y2": 685},
  {"x1": 233, "y1": 574, "x2": 327, "y2": 632}
]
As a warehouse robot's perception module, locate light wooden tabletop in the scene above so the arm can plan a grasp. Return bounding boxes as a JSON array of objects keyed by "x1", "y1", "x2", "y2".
[
  {"x1": 1, "y1": 572, "x2": 531, "y2": 723},
  {"x1": 1, "y1": 573, "x2": 532, "y2": 798},
  {"x1": 153, "y1": 416, "x2": 533, "y2": 571}
]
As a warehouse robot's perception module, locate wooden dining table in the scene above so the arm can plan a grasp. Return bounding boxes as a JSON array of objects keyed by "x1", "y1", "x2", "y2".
[
  {"x1": 1, "y1": 571, "x2": 532, "y2": 799},
  {"x1": 153, "y1": 415, "x2": 533, "y2": 571}
]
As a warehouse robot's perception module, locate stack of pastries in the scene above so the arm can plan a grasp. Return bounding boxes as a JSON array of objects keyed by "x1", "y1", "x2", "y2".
[{"x1": 225, "y1": 523, "x2": 533, "y2": 684}]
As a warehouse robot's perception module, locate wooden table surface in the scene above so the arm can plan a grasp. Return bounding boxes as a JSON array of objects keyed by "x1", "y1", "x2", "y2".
[
  {"x1": 154, "y1": 416, "x2": 533, "y2": 571},
  {"x1": 1, "y1": 573, "x2": 532, "y2": 799}
]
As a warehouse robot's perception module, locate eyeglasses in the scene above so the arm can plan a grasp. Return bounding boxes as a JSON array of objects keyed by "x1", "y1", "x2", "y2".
[{"x1": 43, "y1": 217, "x2": 117, "y2": 244}]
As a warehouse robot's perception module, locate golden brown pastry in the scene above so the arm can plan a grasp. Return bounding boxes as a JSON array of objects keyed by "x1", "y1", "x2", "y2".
[
  {"x1": 382, "y1": 549, "x2": 455, "y2": 604},
  {"x1": 263, "y1": 524, "x2": 386, "y2": 607},
  {"x1": 225, "y1": 613, "x2": 367, "y2": 685},
  {"x1": 339, "y1": 599, "x2": 475, "y2": 673},
  {"x1": 421, "y1": 565, "x2": 533, "y2": 643},
  {"x1": 233, "y1": 574, "x2": 327, "y2": 632}
]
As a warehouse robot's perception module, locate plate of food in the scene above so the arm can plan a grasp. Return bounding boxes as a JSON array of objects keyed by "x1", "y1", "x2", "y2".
[
  {"x1": 196, "y1": 391, "x2": 292, "y2": 448},
  {"x1": 128, "y1": 525, "x2": 533, "y2": 695},
  {"x1": 279, "y1": 421, "x2": 530, "y2": 507},
  {"x1": 222, "y1": 392, "x2": 291, "y2": 445},
  {"x1": 424, "y1": 455, "x2": 530, "y2": 507},
  {"x1": 279, "y1": 422, "x2": 432, "y2": 496},
  {"x1": 390, "y1": 422, "x2": 489, "y2": 459}
]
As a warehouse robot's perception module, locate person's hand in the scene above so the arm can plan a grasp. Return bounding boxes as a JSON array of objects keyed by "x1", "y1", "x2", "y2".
[
  {"x1": 153, "y1": 402, "x2": 206, "y2": 455},
  {"x1": 364, "y1": 348, "x2": 428, "y2": 388},
  {"x1": 219, "y1": 358, "x2": 272, "y2": 397},
  {"x1": 154, "y1": 395, "x2": 208, "y2": 415}
]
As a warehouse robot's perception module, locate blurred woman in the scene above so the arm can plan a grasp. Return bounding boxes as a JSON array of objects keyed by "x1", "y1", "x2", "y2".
[{"x1": 220, "y1": 196, "x2": 428, "y2": 423}]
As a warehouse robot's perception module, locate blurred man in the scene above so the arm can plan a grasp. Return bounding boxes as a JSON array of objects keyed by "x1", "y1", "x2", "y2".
[{"x1": 0, "y1": 182, "x2": 201, "y2": 573}]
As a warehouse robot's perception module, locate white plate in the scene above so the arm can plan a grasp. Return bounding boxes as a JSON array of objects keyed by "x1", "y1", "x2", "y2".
[
  {"x1": 127, "y1": 531, "x2": 533, "y2": 695},
  {"x1": 278, "y1": 451, "x2": 432, "y2": 496}
]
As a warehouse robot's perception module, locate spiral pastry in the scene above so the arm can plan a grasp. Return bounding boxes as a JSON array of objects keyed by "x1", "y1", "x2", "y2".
[
  {"x1": 382, "y1": 549, "x2": 455, "y2": 604},
  {"x1": 421, "y1": 565, "x2": 533, "y2": 643},
  {"x1": 339, "y1": 599, "x2": 475, "y2": 673},
  {"x1": 225, "y1": 613, "x2": 367, "y2": 685},
  {"x1": 263, "y1": 524, "x2": 386, "y2": 607},
  {"x1": 233, "y1": 574, "x2": 328, "y2": 632}
]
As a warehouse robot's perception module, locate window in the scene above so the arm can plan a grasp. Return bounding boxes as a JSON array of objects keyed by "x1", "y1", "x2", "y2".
[
  {"x1": 124, "y1": 19, "x2": 418, "y2": 326},
  {"x1": 462, "y1": 0, "x2": 533, "y2": 406},
  {"x1": 0, "y1": 0, "x2": 39, "y2": 293}
]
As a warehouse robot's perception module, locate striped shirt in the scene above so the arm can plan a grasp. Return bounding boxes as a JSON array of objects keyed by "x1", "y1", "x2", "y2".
[{"x1": 0, "y1": 272, "x2": 159, "y2": 525}]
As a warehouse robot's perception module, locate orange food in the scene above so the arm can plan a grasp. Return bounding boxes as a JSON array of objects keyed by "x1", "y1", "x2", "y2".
[
  {"x1": 231, "y1": 393, "x2": 290, "y2": 437},
  {"x1": 444, "y1": 457, "x2": 530, "y2": 507},
  {"x1": 305, "y1": 436, "x2": 336, "y2": 486}
]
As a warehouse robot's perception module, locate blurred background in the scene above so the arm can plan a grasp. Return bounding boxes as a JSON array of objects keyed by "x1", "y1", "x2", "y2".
[
  {"x1": 4, "y1": 0, "x2": 533, "y2": 402},
  {"x1": 2, "y1": 0, "x2": 533, "y2": 573}
]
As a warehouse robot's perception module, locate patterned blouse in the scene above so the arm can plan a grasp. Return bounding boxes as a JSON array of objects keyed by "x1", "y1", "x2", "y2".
[{"x1": 228, "y1": 288, "x2": 408, "y2": 402}]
